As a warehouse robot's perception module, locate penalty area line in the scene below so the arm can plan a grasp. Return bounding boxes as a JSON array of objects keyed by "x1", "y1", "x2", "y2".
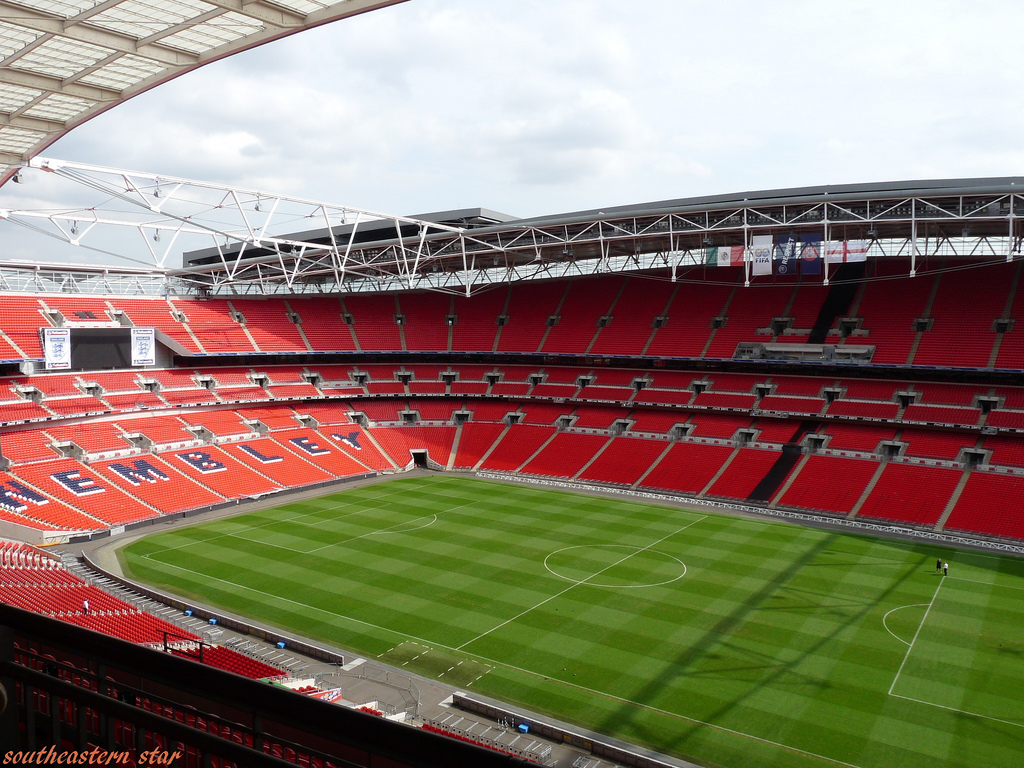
[{"x1": 888, "y1": 577, "x2": 944, "y2": 696}]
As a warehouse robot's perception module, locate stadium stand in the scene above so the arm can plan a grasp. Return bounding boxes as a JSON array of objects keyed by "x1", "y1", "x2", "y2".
[
  {"x1": 639, "y1": 442, "x2": 735, "y2": 495},
  {"x1": 778, "y1": 455, "x2": 879, "y2": 514},
  {"x1": 1, "y1": 254, "x2": 1024, "y2": 560},
  {"x1": 855, "y1": 464, "x2": 963, "y2": 526},
  {"x1": 520, "y1": 432, "x2": 609, "y2": 478},
  {"x1": 452, "y1": 422, "x2": 507, "y2": 469},
  {"x1": 944, "y1": 472, "x2": 1024, "y2": 539},
  {"x1": 579, "y1": 436, "x2": 671, "y2": 486}
]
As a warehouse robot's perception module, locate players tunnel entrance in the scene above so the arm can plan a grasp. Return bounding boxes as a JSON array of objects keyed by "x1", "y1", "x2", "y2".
[{"x1": 411, "y1": 450, "x2": 430, "y2": 469}]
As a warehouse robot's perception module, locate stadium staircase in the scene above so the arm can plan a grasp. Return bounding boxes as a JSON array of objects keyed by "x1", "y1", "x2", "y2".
[
  {"x1": 743, "y1": 420, "x2": 819, "y2": 503},
  {"x1": 807, "y1": 262, "x2": 865, "y2": 344}
]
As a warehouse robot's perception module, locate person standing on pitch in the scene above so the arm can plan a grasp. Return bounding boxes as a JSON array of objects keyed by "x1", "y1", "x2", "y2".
[
  {"x1": 943, "y1": 561, "x2": 948, "y2": 576},
  {"x1": 936, "y1": 558, "x2": 942, "y2": 573}
]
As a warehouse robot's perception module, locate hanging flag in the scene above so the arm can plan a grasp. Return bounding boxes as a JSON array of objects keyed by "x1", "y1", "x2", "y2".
[
  {"x1": 720, "y1": 245, "x2": 742, "y2": 266},
  {"x1": 826, "y1": 239, "x2": 870, "y2": 263},
  {"x1": 775, "y1": 235, "x2": 797, "y2": 276},
  {"x1": 751, "y1": 235, "x2": 773, "y2": 276},
  {"x1": 44, "y1": 328, "x2": 71, "y2": 370},
  {"x1": 846, "y1": 239, "x2": 868, "y2": 262},
  {"x1": 705, "y1": 246, "x2": 742, "y2": 266},
  {"x1": 800, "y1": 234, "x2": 822, "y2": 275},
  {"x1": 131, "y1": 327, "x2": 155, "y2": 367}
]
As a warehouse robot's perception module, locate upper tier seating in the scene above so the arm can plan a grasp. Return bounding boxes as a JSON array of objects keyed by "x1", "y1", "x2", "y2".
[
  {"x1": 398, "y1": 293, "x2": 451, "y2": 352},
  {"x1": 588, "y1": 278, "x2": 676, "y2": 356},
  {"x1": 496, "y1": 281, "x2": 566, "y2": 353},
  {"x1": 229, "y1": 299, "x2": 307, "y2": 353},
  {"x1": 450, "y1": 290, "x2": 504, "y2": 352},
  {"x1": 287, "y1": 297, "x2": 359, "y2": 352},
  {"x1": 541, "y1": 277, "x2": 621, "y2": 354},
  {"x1": 912, "y1": 264, "x2": 1011, "y2": 367},
  {"x1": 343, "y1": 294, "x2": 403, "y2": 351},
  {"x1": 849, "y1": 261, "x2": 933, "y2": 365}
]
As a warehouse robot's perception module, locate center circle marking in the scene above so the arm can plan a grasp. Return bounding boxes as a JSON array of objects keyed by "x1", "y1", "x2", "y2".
[{"x1": 543, "y1": 544, "x2": 687, "y2": 589}]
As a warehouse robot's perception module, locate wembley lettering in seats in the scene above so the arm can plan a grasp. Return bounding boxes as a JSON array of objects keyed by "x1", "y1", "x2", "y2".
[
  {"x1": 51, "y1": 470, "x2": 105, "y2": 496},
  {"x1": 107, "y1": 459, "x2": 170, "y2": 485},
  {"x1": 237, "y1": 444, "x2": 283, "y2": 464},
  {"x1": 176, "y1": 451, "x2": 226, "y2": 473},
  {"x1": 332, "y1": 431, "x2": 363, "y2": 450},
  {"x1": 0, "y1": 480, "x2": 48, "y2": 513},
  {"x1": 288, "y1": 436, "x2": 330, "y2": 456}
]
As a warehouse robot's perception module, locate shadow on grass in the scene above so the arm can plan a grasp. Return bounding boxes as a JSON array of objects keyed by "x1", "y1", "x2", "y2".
[{"x1": 597, "y1": 532, "x2": 930, "y2": 758}]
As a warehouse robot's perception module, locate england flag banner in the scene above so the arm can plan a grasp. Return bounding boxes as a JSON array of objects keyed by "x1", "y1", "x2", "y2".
[
  {"x1": 131, "y1": 327, "x2": 156, "y2": 367},
  {"x1": 43, "y1": 328, "x2": 71, "y2": 370},
  {"x1": 751, "y1": 235, "x2": 773, "y2": 276},
  {"x1": 825, "y1": 239, "x2": 869, "y2": 264}
]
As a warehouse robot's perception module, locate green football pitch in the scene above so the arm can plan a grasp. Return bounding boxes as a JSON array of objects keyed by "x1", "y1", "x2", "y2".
[{"x1": 119, "y1": 475, "x2": 1024, "y2": 768}]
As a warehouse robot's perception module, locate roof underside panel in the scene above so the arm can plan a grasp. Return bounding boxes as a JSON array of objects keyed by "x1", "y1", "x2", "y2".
[{"x1": 0, "y1": 0, "x2": 409, "y2": 184}]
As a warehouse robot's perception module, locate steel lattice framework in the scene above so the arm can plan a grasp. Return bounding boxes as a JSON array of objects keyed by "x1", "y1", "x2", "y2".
[
  {"x1": 0, "y1": 0, "x2": 408, "y2": 185},
  {"x1": 2, "y1": 167, "x2": 1024, "y2": 296},
  {"x1": 175, "y1": 176, "x2": 1024, "y2": 295}
]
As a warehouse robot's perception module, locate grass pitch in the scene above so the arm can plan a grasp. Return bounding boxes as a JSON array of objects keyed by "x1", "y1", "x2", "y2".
[{"x1": 120, "y1": 476, "x2": 1024, "y2": 768}]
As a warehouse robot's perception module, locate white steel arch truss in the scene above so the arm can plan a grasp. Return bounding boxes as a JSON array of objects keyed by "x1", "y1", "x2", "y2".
[{"x1": 2, "y1": 165, "x2": 1024, "y2": 297}]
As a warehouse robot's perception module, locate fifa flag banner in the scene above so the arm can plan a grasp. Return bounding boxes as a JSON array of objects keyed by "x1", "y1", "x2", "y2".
[
  {"x1": 43, "y1": 328, "x2": 71, "y2": 370},
  {"x1": 826, "y1": 239, "x2": 869, "y2": 264},
  {"x1": 800, "y1": 234, "x2": 822, "y2": 275},
  {"x1": 705, "y1": 245, "x2": 742, "y2": 266},
  {"x1": 131, "y1": 327, "x2": 156, "y2": 367},
  {"x1": 775, "y1": 235, "x2": 797, "y2": 276},
  {"x1": 751, "y1": 235, "x2": 773, "y2": 276}
]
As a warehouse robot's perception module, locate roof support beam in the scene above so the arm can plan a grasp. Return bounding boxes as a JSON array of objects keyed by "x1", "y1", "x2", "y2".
[{"x1": 0, "y1": 1, "x2": 199, "y2": 66}]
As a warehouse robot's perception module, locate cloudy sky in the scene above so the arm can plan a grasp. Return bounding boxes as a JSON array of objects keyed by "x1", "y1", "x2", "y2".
[{"x1": 2, "y1": 0, "x2": 1023, "y2": 266}]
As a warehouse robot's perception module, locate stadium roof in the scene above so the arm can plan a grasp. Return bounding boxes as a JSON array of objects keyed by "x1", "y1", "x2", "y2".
[
  {"x1": 3, "y1": 170, "x2": 1024, "y2": 297},
  {"x1": 174, "y1": 176, "x2": 1024, "y2": 295},
  {"x1": 0, "y1": 0, "x2": 408, "y2": 185}
]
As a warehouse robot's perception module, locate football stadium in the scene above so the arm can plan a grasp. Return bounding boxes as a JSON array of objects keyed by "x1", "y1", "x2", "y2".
[{"x1": 0, "y1": 2, "x2": 1022, "y2": 768}]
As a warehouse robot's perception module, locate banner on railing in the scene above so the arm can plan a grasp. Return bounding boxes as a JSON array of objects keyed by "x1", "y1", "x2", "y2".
[
  {"x1": 825, "y1": 239, "x2": 868, "y2": 263},
  {"x1": 800, "y1": 233, "x2": 822, "y2": 275},
  {"x1": 704, "y1": 245, "x2": 743, "y2": 267},
  {"x1": 131, "y1": 327, "x2": 155, "y2": 366},
  {"x1": 751, "y1": 235, "x2": 773, "y2": 275},
  {"x1": 775, "y1": 235, "x2": 797, "y2": 276},
  {"x1": 43, "y1": 327, "x2": 71, "y2": 370}
]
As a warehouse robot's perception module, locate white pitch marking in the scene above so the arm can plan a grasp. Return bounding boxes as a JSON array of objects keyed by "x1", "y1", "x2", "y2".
[
  {"x1": 881, "y1": 603, "x2": 929, "y2": 646},
  {"x1": 456, "y1": 514, "x2": 705, "y2": 651},
  {"x1": 543, "y1": 544, "x2": 686, "y2": 589},
  {"x1": 139, "y1": 554, "x2": 864, "y2": 768},
  {"x1": 888, "y1": 578, "x2": 944, "y2": 696},
  {"x1": 889, "y1": 692, "x2": 1024, "y2": 730}
]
